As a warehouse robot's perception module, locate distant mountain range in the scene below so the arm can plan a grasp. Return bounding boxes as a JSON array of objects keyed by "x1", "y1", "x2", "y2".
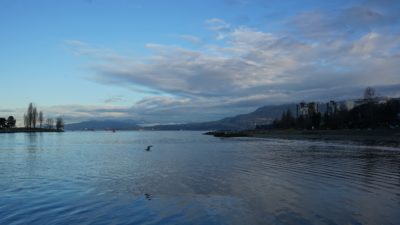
[
  {"x1": 65, "y1": 103, "x2": 300, "y2": 131},
  {"x1": 65, "y1": 120, "x2": 140, "y2": 131},
  {"x1": 65, "y1": 97, "x2": 398, "y2": 131},
  {"x1": 147, "y1": 97, "x2": 400, "y2": 131},
  {"x1": 145, "y1": 103, "x2": 299, "y2": 130}
]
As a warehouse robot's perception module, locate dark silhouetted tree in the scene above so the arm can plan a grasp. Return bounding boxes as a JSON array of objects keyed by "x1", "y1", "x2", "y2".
[
  {"x1": 56, "y1": 117, "x2": 64, "y2": 131},
  {"x1": 0, "y1": 118, "x2": 6, "y2": 128},
  {"x1": 26, "y1": 103, "x2": 40, "y2": 129},
  {"x1": 310, "y1": 112, "x2": 321, "y2": 129},
  {"x1": 32, "y1": 107, "x2": 38, "y2": 128},
  {"x1": 24, "y1": 114, "x2": 28, "y2": 128},
  {"x1": 6, "y1": 116, "x2": 16, "y2": 128},
  {"x1": 296, "y1": 115, "x2": 305, "y2": 129},
  {"x1": 39, "y1": 111, "x2": 44, "y2": 128},
  {"x1": 27, "y1": 103, "x2": 33, "y2": 128},
  {"x1": 273, "y1": 109, "x2": 296, "y2": 129}
]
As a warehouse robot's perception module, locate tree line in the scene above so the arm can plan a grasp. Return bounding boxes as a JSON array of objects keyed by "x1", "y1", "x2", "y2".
[
  {"x1": 23, "y1": 103, "x2": 64, "y2": 130},
  {"x1": 0, "y1": 103, "x2": 64, "y2": 131},
  {"x1": 0, "y1": 116, "x2": 16, "y2": 129},
  {"x1": 270, "y1": 89, "x2": 400, "y2": 130}
]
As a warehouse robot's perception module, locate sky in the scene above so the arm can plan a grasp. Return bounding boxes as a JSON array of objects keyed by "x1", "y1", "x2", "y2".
[{"x1": 1, "y1": 0, "x2": 400, "y2": 125}]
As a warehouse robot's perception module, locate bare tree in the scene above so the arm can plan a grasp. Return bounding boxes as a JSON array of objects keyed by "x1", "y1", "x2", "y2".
[
  {"x1": 363, "y1": 87, "x2": 376, "y2": 100},
  {"x1": 24, "y1": 114, "x2": 28, "y2": 128},
  {"x1": 56, "y1": 117, "x2": 64, "y2": 131},
  {"x1": 46, "y1": 118, "x2": 54, "y2": 129},
  {"x1": 39, "y1": 111, "x2": 44, "y2": 128},
  {"x1": 27, "y1": 103, "x2": 33, "y2": 128},
  {"x1": 32, "y1": 107, "x2": 38, "y2": 128}
]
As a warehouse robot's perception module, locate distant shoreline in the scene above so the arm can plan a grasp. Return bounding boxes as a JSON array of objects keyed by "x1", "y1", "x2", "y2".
[
  {"x1": 0, "y1": 128, "x2": 63, "y2": 133},
  {"x1": 205, "y1": 128, "x2": 400, "y2": 147}
]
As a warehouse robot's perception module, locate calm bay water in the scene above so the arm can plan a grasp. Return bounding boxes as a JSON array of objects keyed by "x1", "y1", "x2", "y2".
[{"x1": 0, "y1": 131, "x2": 399, "y2": 225}]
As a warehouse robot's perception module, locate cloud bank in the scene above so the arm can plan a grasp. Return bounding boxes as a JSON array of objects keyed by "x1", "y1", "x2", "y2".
[{"x1": 66, "y1": 0, "x2": 400, "y2": 124}]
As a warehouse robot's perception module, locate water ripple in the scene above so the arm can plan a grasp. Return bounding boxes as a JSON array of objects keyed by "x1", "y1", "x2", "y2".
[{"x1": 0, "y1": 131, "x2": 399, "y2": 224}]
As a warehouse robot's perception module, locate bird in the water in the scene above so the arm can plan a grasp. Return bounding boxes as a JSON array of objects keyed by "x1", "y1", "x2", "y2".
[
  {"x1": 145, "y1": 145, "x2": 153, "y2": 151},
  {"x1": 144, "y1": 193, "x2": 152, "y2": 200}
]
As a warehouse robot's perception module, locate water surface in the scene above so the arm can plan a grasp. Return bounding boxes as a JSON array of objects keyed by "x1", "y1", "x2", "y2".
[{"x1": 0, "y1": 131, "x2": 399, "y2": 225}]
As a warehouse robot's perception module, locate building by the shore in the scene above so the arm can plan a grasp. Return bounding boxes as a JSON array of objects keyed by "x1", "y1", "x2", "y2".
[
  {"x1": 339, "y1": 96, "x2": 392, "y2": 111},
  {"x1": 326, "y1": 101, "x2": 337, "y2": 115},
  {"x1": 296, "y1": 102, "x2": 318, "y2": 117}
]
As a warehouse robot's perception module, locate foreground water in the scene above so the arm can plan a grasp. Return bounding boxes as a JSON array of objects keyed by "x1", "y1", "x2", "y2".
[{"x1": 0, "y1": 131, "x2": 399, "y2": 225}]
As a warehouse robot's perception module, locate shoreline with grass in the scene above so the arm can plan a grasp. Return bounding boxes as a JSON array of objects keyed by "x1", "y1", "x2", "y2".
[{"x1": 205, "y1": 128, "x2": 400, "y2": 147}]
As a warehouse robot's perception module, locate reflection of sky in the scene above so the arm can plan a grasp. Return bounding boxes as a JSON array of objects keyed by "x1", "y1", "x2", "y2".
[{"x1": 0, "y1": 132, "x2": 399, "y2": 224}]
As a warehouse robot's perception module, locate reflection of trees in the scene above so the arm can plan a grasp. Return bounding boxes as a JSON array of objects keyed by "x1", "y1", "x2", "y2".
[
  {"x1": 25, "y1": 133, "x2": 38, "y2": 150},
  {"x1": 24, "y1": 133, "x2": 40, "y2": 178}
]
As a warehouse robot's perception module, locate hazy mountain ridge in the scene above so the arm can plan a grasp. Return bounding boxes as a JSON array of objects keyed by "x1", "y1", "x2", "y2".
[
  {"x1": 65, "y1": 120, "x2": 140, "y2": 131},
  {"x1": 145, "y1": 100, "x2": 380, "y2": 130},
  {"x1": 65, "y1": 103, "x2": 300, "y2": 131},
  {"x1": 66, "y1": 97, "x2": 398, "y2": 131}
]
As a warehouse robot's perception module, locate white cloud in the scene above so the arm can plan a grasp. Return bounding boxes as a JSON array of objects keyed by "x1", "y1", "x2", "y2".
[
  {"x1": 177, "y1": 35, "x2": 203, "y2": 45},
  {"x1": 205, "y1": 18, "x2": 231, "y2": 40},
  {"x1": 63, "y1": 2, "x2": 400, "y2": 124}
]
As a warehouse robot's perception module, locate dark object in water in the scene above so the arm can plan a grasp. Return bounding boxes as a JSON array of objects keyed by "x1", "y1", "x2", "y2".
[
  {"x1": 145, "y1": 145, "x2": 153, "y2": 151},
  {"x1": 204, "y1": 131, "x2": 249, "y2": 137},
  {"x1": 144, "y1": 193, "x2": 152, "y2": 200}
]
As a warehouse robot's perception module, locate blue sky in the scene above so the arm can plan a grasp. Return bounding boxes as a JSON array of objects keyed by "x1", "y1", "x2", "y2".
[{"x1": 1, "y1": 0, "x2": 399, "y2": 125}]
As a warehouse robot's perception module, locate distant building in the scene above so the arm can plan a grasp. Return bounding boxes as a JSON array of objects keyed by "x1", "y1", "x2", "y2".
[
  {"x1": 342, "y1": 96, "x2": 390, "y2": 111},
  {"x1": 297, "y1": 102, "x2": 318, "y2": 117},
  {"x1": 326, "y1": 101, "x2": 337, "y2": 115},
  {"x1": 297, "y1": 102, "x2": 308, "y2": 117},
  {"x1": 376, "y1": 96, "x2": 391, "y2": 104},
  {"x1": 343, "y1": 100, "x2": 356, "y2": 111}
]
